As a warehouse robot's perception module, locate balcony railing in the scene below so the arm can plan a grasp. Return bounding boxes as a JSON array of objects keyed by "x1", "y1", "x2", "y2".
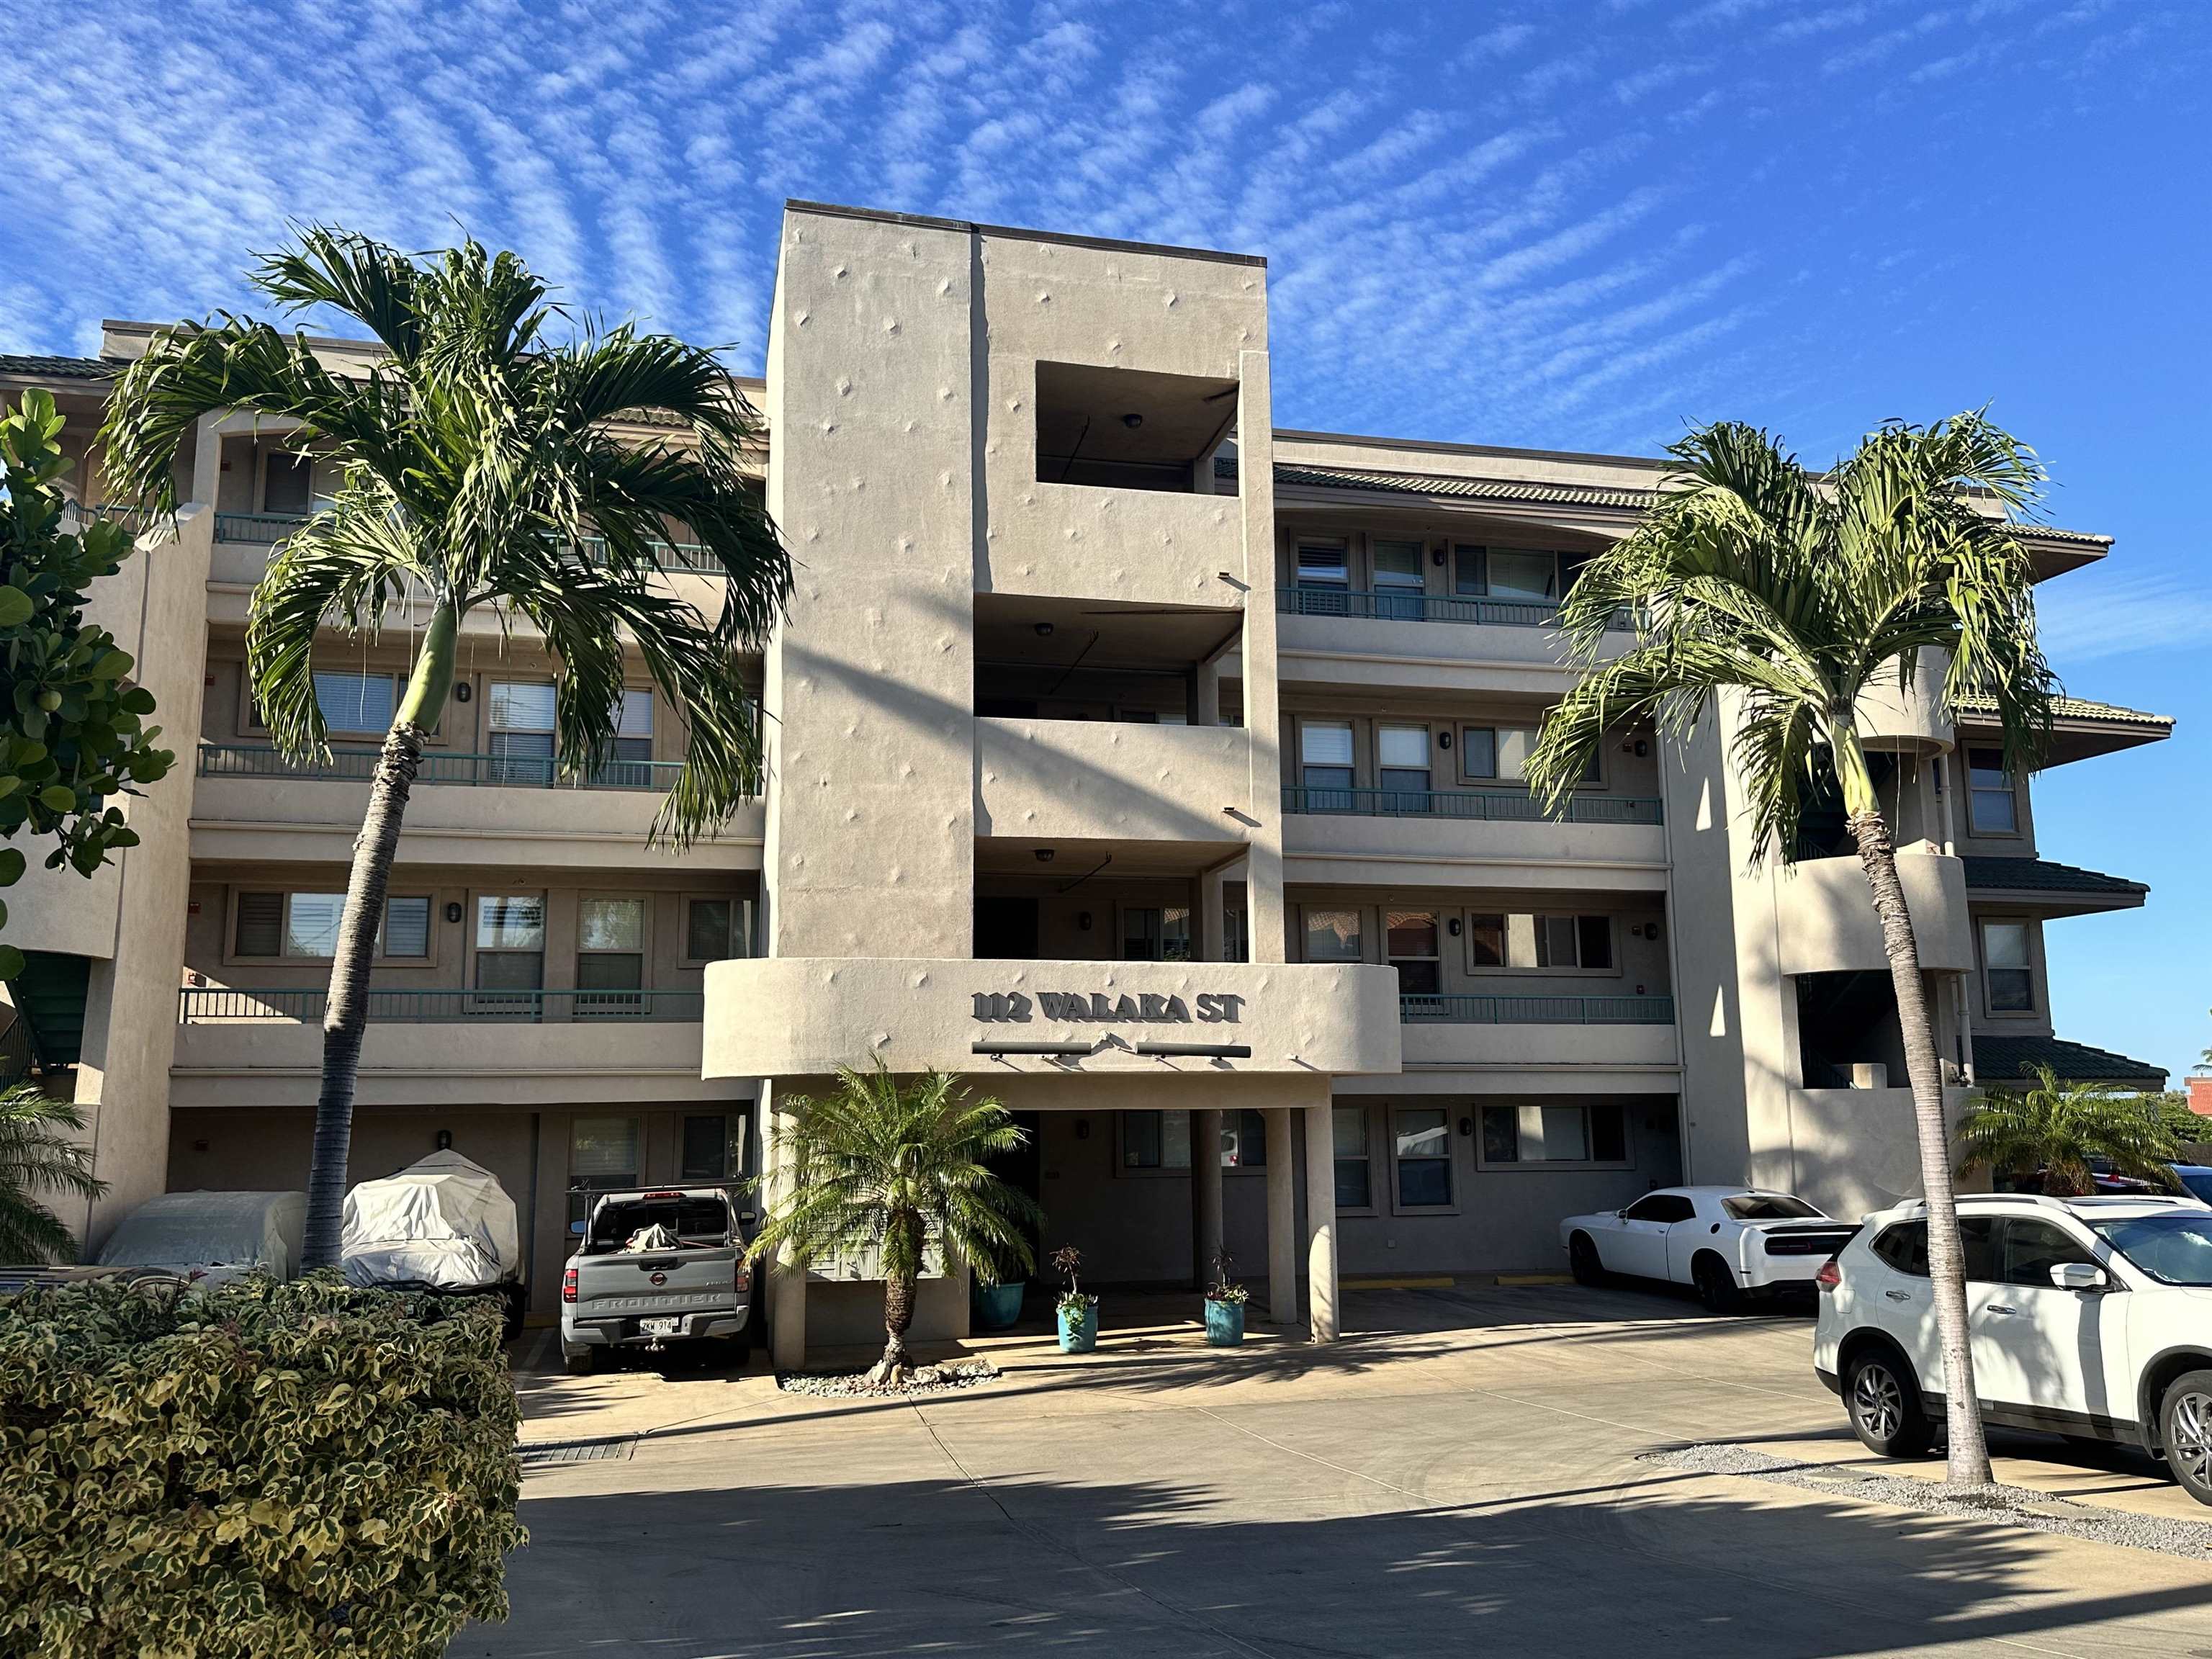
[
  {"x1": 214, "y1": 513, "x2": 729, "y2": 575},
  {"x1": 1399, "y1": 994, "x2": 1675, "y2": 1025},
  {"x1": 178, "y1": 986, "x2": 704, "y2": 1023},
  {"x1": 198, "y1": 742, "x2": 683, "y2": 791},
  {"x1": 1282, "y1": 785, "x2": 1663, "y2": 825},
  {"x1": 1278, "y1": 586, "x2": 1632, "y2": 629}
]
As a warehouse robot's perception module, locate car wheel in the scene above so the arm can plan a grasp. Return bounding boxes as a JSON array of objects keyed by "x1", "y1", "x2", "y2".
[
  {"x1": 2160, "y1": 1369, "x2": 2212, "y2": 1505},
  {"x1": 1568, "y1": 1233, "x2": 1604, "y2": 1286},
  {"x1": 1693, "y1": 1256, "x2": 1741, "y2": 1315},
  {"x1": 561, "y1": 1342, "x2": 595, "y2": 1377},
  {"x1": 1845, "y1": 1348, "x2": 1934, "y2": 1457}
]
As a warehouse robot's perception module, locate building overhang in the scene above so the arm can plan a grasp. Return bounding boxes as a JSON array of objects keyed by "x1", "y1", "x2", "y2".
[
  {"x1": 1962, "y1": 857, "x2": 2147, "y2": 917},
  {"x1": 1972, "y1": 1033, "x2": 2167, "y2": 1092},
  {"x1": 1955, "y1": 695, "x2": 2174, "y2": 765},
  {"x1": 703, "y1": 958, "x2": 1403, "y2": 1079}
]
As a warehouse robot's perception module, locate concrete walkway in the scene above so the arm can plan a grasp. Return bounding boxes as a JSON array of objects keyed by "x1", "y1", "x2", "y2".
[{"x1": 460, "y1": 1283, "x2": 2212, "y2": 1658}]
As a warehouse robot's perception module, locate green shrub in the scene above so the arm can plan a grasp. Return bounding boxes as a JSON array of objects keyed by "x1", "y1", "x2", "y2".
[{"x1": 0, "y1": 1274, "x2": 524, "y2": 1658}]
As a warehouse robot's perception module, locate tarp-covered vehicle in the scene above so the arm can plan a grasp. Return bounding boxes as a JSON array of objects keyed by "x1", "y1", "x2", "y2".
[
  {"x1": 96, "y1": 1190, "x2": 307, "y2": 1287},
  {"x1": 342, "y1": 1151, "x2": 525, "y2": 1338}
]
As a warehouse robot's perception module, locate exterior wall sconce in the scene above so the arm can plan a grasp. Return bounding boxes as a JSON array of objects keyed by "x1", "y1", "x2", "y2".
[
  {"x1": 1077, "y1": 911, "x2": 1092, "y2": 930},
  {"x1": 1446, "y1": 917, "x2": 1462, "y2": 937},
  {"x1": 1431, "y1": 547, "x2": 1447, "y2": 567},
  {"x1": 1438, "y1": 731, "x2": 1452, "y2": 750},
  {"x1": 444, "y1": 902, "x2": 464, "y2": 924},
  {"x1": 1457, "y1": 1117, "x2": 1473, "y2": 1137},
  {"x1": 1035, "y1": 848, "x2": 1054, "y2": 863},
  {"x1": 454, "y1": 683, "x2": 472, "y2": 703},
  {"x1": 436, "y1": 1128, "x2": 454, "y2": 1151}
]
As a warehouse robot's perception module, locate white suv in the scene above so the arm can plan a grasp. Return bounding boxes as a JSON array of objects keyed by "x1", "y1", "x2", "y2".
[{"x1": 1813, "y1": 1193, "x2": 2212, "y2": 1503}]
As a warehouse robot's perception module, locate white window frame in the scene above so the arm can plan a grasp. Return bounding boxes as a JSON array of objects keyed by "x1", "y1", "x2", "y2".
[
  {"x1": 1388, "y1": 1104, "x2": 1458, "y2": 1214},
  {"x1": 1475, "y1": 1102, "x2": 1635, "y2": 1172},
  {"x1": 1979, "y1": 918, "x2": 2036, "y2": 1017},
  {"x1": 1966, "y1": 747, "x2": 2023, "y2": 838},
  {"x1": 244, "y1": 668, "x2": 407, "y2": 743},
  {"x1": 1301, "y1": 904, "x2": 1367, "y2": 965}
]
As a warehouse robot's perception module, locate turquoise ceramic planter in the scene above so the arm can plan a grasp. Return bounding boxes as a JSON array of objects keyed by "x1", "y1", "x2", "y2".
[
  {"x1": 972, "y1": 1280, "x2": 1026, "y2": 1332},
  {"x1": 1205, "y1": 1298, "x2": 1246, "y2": 1346},
  {"x1": 1057, "y1": 1302, "x2": 1098, "y2": 1352}
]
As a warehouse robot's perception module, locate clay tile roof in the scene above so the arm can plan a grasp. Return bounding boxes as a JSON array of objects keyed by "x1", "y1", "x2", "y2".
[
  {"x1": 1961, "y1": 858, "x2": 2146, "y2": 898},
  {"x1": 0, "y1": 353, "x2": 117, "y2": 380},
  {"x1": 1972, "y1": 1033, "x2": 2167, "y2": 1089},
  {"x1": 1954, "y1": 693, "x2": 2174, "y2": 731}
]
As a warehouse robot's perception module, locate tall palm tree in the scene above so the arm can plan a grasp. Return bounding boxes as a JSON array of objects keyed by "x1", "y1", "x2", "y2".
[
  {"x1": 0, "y1": 1084, "x2": 107, "y2": 1262},
  {"x1": 1526, "y1": 414, "x2": 2056, "y2": 1487},
  {"x1": 1957, "y1": 1066, "x2": 2183, "y2": 1196},
  {"x1": 99, "y1": 228, "x2": 788, "y2": 1269},
  {"x1": 747, "y1": 1066, "x2": 1040, "y2": 1386}
]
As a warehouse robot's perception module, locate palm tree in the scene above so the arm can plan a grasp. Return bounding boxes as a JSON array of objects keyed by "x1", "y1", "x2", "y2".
[
  {"x1": 0, "y1": 1084, "x2": 107, "y2": 1262},
  {"x1": 99, "y1": 228, "x2": 788, "y2": 1269},
  {"x1": 747, "y1": 1066, "x2": 1040, "y2": 1386},
  {"x1": 1526, "y1": 414, "x2": 2056, "y2": 1487},
  {"x1": 1958, "y1": 1066, "x2": 2184, "y2": 1196}
]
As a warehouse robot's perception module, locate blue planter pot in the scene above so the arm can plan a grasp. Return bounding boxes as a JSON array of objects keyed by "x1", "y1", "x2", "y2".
[
  {"x1": 972, "y1": 1279, "x2": 1026, "y2": 1332},
  {"x1": 1057, "y1": 1302, "x2": 1098, "y2": 1352},
  {"x1": 1205, "y1": 1299, "x2": 1246, "y2": 1346}
]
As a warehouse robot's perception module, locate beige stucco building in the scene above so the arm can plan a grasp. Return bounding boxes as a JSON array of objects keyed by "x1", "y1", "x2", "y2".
[{"x1": 1, "y1": 200, "x2": 2170, "y2": 1364}]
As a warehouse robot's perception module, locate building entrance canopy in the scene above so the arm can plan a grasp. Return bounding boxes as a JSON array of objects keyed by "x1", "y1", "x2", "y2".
[{"x1": 702, "y1": 958, "x2": 1403, "y2": 1079}]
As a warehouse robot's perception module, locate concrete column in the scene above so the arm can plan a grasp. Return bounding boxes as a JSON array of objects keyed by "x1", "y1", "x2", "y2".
[
  {"x1": 765, "y1": 1088, "x2": 807, "y2": 1372},
  {"x1": 1302, "y1": 1100, "x2": 1339, "y2": 1342},
  {"x1": 1264, "y1": 1105, "x2": 1297, "y2": 1324},
  {"x1": 1197, "y1": 866, "x2": 1227, "y2": 962},
  {"x1": 1192, "y1": 1107, "x2": 1223, "y2": 1289},
  {"x1": 1195, "y1": 657, "x2": 1221, "y2": 727}
]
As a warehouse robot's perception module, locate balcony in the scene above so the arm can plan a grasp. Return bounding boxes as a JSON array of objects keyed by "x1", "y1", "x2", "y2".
[
  {"x1": 190, "y1": 744, "x2": 765, "y2": 871},
  {"x1": 1282, "y1": 786, "x2": 1668, "y2": 890},
  {"x1": 976, "y1": 719, "x2": 1251, "y2": 844},
  {"x1": 213, "y1": 514, "x2": 732, "y2": 574},
  {"x1": 1399, "y1": 994, "x2": 1674, "y2": 1025},
  {"x1": 1274, "y1": 587, "x2": 1633, "y2": 696},
  {"x1": 171, "y1": 986, "x2": 723, "y2": 1110},
  {"x1": 1390, "y1": 993, "x2": 1679, "y2": 1085},
  {"x1": 1278, "y1": 587, "x2": 1630, "y2": 630},
  {"x1": 1771, "y1": 853, "x2": 1972, "y2": 974}
]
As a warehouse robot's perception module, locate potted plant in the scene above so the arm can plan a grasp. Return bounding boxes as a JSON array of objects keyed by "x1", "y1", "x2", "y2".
[
  {"x1": 1053, "y1": 1245, "x2": 1097, "y2": 1353},
  {"x1": 1204, "y1": 1250, "x2": 1248, "y2": 1347},
  {"x1": 971, "y1": 1263, "x2": 1027, "y2": 1333}
]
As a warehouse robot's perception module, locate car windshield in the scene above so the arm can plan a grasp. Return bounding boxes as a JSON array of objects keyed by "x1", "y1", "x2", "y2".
[
  {"x1": 1722, "y1": 1194, "x2": 1822, "y2": 1220},
  {"x1": 2174, "y1": 1169, "x2": 2212, "y2": 1205},
  {"x1": 2090, "y1": 1212, "x2": 2212, "y2": 1287},
  {"x1": 587, "y1": 1197, "x2": 732, "y2": 1253}
]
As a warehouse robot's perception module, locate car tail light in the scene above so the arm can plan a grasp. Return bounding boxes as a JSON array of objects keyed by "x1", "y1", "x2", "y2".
[
  {"x1": 735, "y1": 1256, "x2": 752, "y2": 1295},
  {"x1": 562, "y1": 1267, "x2": 578, "y2": 1304},
  {"x1": 1814, "y1": 1256, "x2": 1842, "y2": 1292}
]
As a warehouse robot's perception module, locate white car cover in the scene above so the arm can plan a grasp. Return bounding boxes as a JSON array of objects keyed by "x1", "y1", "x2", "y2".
[
  {"x1": 94, "y1": 1190, "x2": 307, "y2": 1282},
  {"x1": 341, "y1": 1151, "x2": 521, "y2": 1290}
]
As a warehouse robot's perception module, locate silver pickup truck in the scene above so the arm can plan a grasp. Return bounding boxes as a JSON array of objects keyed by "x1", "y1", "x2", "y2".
[{"x1": 559, "y1": 1188, "x2": 755, "y2": 1374}]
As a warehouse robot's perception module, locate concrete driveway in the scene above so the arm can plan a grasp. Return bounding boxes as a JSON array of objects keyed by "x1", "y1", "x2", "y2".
[{"x1": 459, "y1": 1283, "x2": 2212, "y2": 1658}]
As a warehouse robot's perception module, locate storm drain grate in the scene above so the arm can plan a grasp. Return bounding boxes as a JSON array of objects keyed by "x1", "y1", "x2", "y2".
[{"x1": 518, "y1": 1436, "x2": 638, "y2": 1469}]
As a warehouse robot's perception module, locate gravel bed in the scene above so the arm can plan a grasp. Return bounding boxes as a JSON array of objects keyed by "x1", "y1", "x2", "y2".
[
  {"x1": 1644, "y1": 1442, "x2": 2212, "y2": 1562},
  {"x1": 777, "y1": 1359, "x2": 1000, "y2": 1398}
]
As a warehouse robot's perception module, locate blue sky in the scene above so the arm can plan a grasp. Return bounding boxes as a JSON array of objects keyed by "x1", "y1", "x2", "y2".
[{"x1": 2, "y1": 0, "x2": 2206, "y2": 1076}]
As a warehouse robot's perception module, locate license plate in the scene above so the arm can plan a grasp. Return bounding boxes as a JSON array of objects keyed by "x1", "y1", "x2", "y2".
[{"x1": 639, "y1": 1316, "x2": 680, "y2": 1336}]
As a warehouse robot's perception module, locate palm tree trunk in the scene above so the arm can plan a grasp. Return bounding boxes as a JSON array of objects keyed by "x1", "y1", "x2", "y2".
[
  {"x1": 300, "y1": 603, "x2": 459, "y2": 1269},
  {"x1": 868, "y1": 1210, "x2": 923, "y2": 1387},
  {"x1": 1851, "y1": 804, "x2": 1992, "y2": 1486}
]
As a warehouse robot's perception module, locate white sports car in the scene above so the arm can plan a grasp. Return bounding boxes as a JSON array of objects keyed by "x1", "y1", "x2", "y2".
[{"x1": 1560, "y1": 1185, "x2": 1861, "y2": 1311}]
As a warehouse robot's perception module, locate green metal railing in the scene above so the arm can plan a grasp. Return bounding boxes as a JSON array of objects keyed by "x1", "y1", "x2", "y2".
[
  {"x1": 1400, "y1": 994, "x2": 1675, "y2": 1025},
  {"x1": 198, "y1": 742, "x2": 682, "y2": 791},
  {"x1": 212, "y1": 513, "x2": 729, "y2": 575},
  {"x1": 1278, "y1": 587, "x2": 1632, "y2": 629},
  {"x1": 1282, "y1": 785, "x2": 1662, "y2": 825},
  {"x1": 178, "y1": 986, "x2": 704, "y2": 1023}
]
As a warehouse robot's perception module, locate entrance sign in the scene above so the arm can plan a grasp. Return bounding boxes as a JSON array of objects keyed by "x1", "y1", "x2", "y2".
[{"x1": 971, "y1": 990, "x2": 1244, "y2": 1025}]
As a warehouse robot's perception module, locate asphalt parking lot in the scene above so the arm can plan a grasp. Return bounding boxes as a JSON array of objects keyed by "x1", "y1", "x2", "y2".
[{"x1": 458, "y1": 1281, "x2": 2212, "y2": 1658}]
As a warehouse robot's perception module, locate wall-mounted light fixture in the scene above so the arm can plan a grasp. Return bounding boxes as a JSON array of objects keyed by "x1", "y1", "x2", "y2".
[
  {"x1": 1034, "y1": 848, "x2": 1055, "y2": 864},
  {"x1": 1438, "y1": 731, "x2": 1452, "y2": 751},
  {"x1": 1632, "y1": 739, "x2": 1649, "y2": 757},
  {"x1": 1431, "y1": 547, "x2": 1447, "y2": 567},
  {"x1": 1034, "y1": 621, "x2": 1056, "y2": 638},
  {"x1": 444, "y1": 902, "x2": 464, "y2": 925},
  {"x1": 1121, "y1": 412, "x2": 1144, "y2": 430},
  {"x1": 435, "y1": 1128, "x2": 454, "y2": 1151},
  {"x1": 1447, "y1": 917, "x2": 1462, "y2": 937},
  {"x1": 1077, "y1": 910, "x2": 1092, "y2": 930},
  {"x1": 454, "y1": 683, "x2": 472, "y2": 703},
  {"x1": 1457, "y1": 1116, "x2": 1473, "y2": 1138}
]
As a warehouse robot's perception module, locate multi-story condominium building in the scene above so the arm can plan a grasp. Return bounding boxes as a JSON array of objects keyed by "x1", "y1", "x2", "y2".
[{"x1": 4, "y1": 202, "x2": 2169, "y2": 1366}]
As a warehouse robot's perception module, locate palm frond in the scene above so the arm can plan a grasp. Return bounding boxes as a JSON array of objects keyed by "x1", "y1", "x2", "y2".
[
  {"x1": 0, "y1": 1086, "x2": 105, "y2": 1263},
  {"x1": 1956, "y1": 1065, "x2": 2182, "y2": 1195}
]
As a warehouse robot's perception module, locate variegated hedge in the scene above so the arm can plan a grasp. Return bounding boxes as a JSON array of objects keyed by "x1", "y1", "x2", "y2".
[{"x1": 0, "y1": 1274, "x2": 524, "y2": 1658}]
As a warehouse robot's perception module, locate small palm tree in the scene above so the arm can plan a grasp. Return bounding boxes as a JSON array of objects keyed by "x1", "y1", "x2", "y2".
[
  {"x1": 0, "y1": 1084, "x2": 107, "y2": 1262},
  {"x1": 747, "y1": 1066, "x2": 1040, "y2": 1387},
  {"x1": 1527, "y1": 413, "x2": 2056, "y2": 1487},
  {"x1": 1958, "y1": 1067, "x2": 2184, "y2": 1196},
  {"x1": 99, "y1": 228, "x2": 788, "y2": 1269}
]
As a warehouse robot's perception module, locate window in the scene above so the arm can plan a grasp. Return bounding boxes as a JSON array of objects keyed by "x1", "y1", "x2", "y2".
[
  {"x1": 1386, "y1": 909, "x2": 1441, "y2": 996},
  {"x1": 311, "y1": 670, "x2": 396, "y2": 737},
  {"x1": 1334, "y1": 1106, "x2": 1372, "y2": 1207},
  {"x1": 685, "y1": 896, "x2": 752, "y2": 963},
  {"x1": 1372, "y1": 539, "x2": 1425, "y2": 619},
  {"x1": 1300, "y1": 720, "x2": 1355, "y2": 796},
  {"x1": 577, "y1": 897, "x2": 645, "y2": 1015},
  {"x1": 1484, "y1": 549, "x2": 1559, "y2": 604},
  {"x1": 1224, "y1": 907, "x2": 1249, "y2": 963},
  {"x1": 1452, "y1": 544, "x2": 1485, "y2": 596},
  {"x1": 1467, "y1": 912, "x2": 1615, "y2": 971},
  {"x1": 1221, "y1": 1110, "x2": 1267, "y2": 1168},
  {"x1": 262, "y1": 451, "x2": 313, "y2": 516},
  {"x1": 1967, "y1": 747, "x2": 2018, "y2": 835},
  {"x1": 592, "y1": 690, "x2": 654, "y2": 787},
  {"x1": 1478, "y1": 1103, "x2": 1631, "y2": 1166},
  {"x1": 1881, "y1": 1215, "x2": 2001, "y2": 1280},
  {"x1": 1622, "y1": 1192, "x2": 1696, "y2": 1223},
  {"x1": 1377, "y1": 725, "x2": 1430, "y2": 799},
  {"x1": 1722, "y1": 1193, "x2": 1822, "y2": 1220},
  {"x1": 680, "y1": 1112, "x2": 743, "y2": 1184},
  {"x1": 1982, "y1": 921, "x2": 2033, "y2": 1013},
  {"x1": 569, "y1": 1115, "x2": 640, "y2": 1226},
  {"x1": 487, "y1": 681, "x2": 557, "y2": 784},
  {"x1": 1303, "y1": 907, "x2": 1364, "y2": 963},
  {"x1": 1123, "y1": 906, "x2": 1192, "y2": 962},
  {"x1": 1123, "y1": 1110, "x2": 1192, "y2": 1170},
  {"x1": 233, "y1": 890, "x2": 429, "y2": 960},
  {"x1": 1871, "y1": 1220, "x2": 1928, "y2": 1276},
  {"x1": 1461, "y1": 724, "x2": 1532, "y2": 782},
  {"x1": 2000, "y1": 1218, "x2": 2097, "y2": 1287},
  {"x1": 1296, "y1": 541, "x2": 1349, "y2": 593},
  {"x1": 475, "y1": 894, "x2": 546, "y2": 997},
  {"x1": 1393, "y1": 1107, "x2": 1452, "y2": 1207}
]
